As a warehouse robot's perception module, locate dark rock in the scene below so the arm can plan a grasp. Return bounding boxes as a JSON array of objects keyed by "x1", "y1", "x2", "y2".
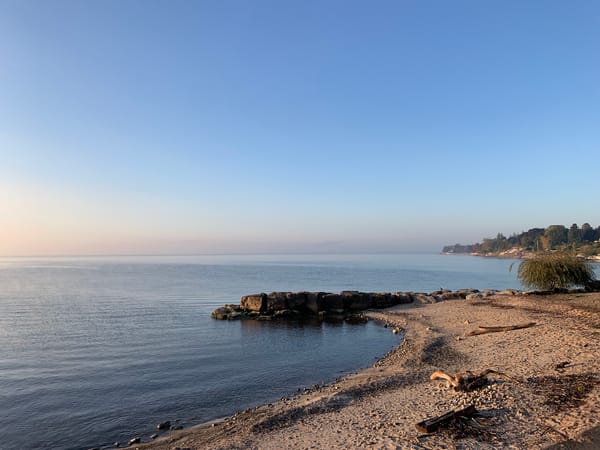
[
  {"x1": 157, "y1": 420, "x2": 171, "y2": 430},
  {"x1": 392, "y1": 292, "x2": 413, "y2": 303},
  {"x1": 481, "y1": 289, "x2": 499, "y2": 297},
  {"x1": 341, "y1": 291, "x2": 371, "y2": 310},
  {"x1": 305, "y1": 292, "x2": 326, "y2": 314},
  {"x1": 286, "y1": 292, "x2": 307, "y2": 310},
  {"x1": 585, "y1": 280, "x2": 600, "y2": 292},
  {"x1": 128, "y1": 437, "x2": 141, "y2": 446},
  {"x1": 321, "y1": 293, "x2": 343, "y2": 311},
  {"x1": 265, "y1": 292, "x2": 289, "y2": 313},
  {"x1": 370, "y1": 292, "x2": 394, "y2": 308},
  {"x1": 114, "y1": 443, "x2": 120, "y2": 448},
  {"x1": 211, "y1": 304, "x2": 240, "y2": 320},
  {"x1": 413, "y1": 293, "x2": 436, "y2": 303},
  {"x1": 150, "y1": 433, "x2": 158, "y2": 439},
  {"x1": 272, "y1": 309, "x2": 301, "y2": 319},
  {"x1": 456, "y1": 288, "x2": 479, "y2": 298},
  {"x1": 438, "y1": 291, "x2": 461, "y2": 300},
  {"x1": 256, "y1": 315, "x2": 272, "y2": 321},
  {"x1": 240, "y1": 293, "x2": 266, "y2": 312},
  {"x1": 346, "y1": 313, "x2": 368, "y2": 324}
]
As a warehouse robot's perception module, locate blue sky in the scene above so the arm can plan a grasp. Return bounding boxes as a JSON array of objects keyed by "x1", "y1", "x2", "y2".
[{"x1": 1, "y1": 0, "x2": 599, "y2": 255}]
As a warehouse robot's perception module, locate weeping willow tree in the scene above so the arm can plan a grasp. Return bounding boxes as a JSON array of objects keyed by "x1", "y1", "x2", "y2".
[{"x1": 516, "y1": 253, "x2": 596, "y2": 291}]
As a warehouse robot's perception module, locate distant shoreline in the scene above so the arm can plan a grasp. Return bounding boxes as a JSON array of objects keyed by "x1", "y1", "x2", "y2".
[{"x1": 442, "y1": 250, "x2": 600, "y2": 262}]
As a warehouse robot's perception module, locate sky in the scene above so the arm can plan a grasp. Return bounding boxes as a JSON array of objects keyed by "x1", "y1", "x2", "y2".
[{"x1": 1, "y1": 0, "x2": 599, "y2": 256}]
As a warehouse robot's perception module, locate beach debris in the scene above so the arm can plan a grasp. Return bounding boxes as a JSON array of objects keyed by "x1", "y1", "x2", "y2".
[
  {"x1": 429, "y1": 369, "x2": 517, "y2": 392},
  {"x1": 466, "y1": 322, "x2": 536, "y2": 336},
  {"x1": 415, "y1": 404, "x2": 477, "y2": 433},
  {"x1": 528, "y1": 373, "x2": 600, "y2": 411},
  {"x1": 157, "y1": 420, "x2": 171, "y2": 430},
  {"x1": 554, "y1": 361, "x2": 571, "y2": 372}
]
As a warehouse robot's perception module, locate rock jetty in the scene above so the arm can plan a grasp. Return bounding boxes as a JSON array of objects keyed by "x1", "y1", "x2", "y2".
[{"x1": 211, "y1": 288, "x2": 487, "y2": 321}]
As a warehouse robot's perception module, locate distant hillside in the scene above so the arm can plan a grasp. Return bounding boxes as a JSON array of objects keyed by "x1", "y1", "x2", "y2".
[{"x1": 443, "y1": 223, "x2": 600, "y2": 258}]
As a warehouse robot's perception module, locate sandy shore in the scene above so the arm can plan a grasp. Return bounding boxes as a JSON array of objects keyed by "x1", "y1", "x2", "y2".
[{"x1": 139, "y1": 292, "x2": 600, "y2": 449}]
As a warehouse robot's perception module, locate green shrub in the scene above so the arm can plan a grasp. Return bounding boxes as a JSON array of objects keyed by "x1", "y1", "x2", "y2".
[{"x1": 517, "y1": 253, "x2": 596, "y2": 291}]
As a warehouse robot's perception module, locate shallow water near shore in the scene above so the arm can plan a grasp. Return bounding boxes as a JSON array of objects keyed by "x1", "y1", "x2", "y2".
[{"x1": 0, "y1": 253, "x2": 528, "y2": 450}]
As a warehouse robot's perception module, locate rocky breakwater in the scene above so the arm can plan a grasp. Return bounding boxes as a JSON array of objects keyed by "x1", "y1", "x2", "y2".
[{"x1": 211, "y1": 288, "x2": 484, "y2": 321}]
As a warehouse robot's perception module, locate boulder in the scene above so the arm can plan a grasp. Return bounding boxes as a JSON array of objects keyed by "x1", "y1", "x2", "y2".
[
  {"x1": 265, "y1": 292, "x2": 289, "y2": 313},
  {"x1": 345, "y1": 313, "x2": 368, "y2": 324},
  {"x1": 228, "y1": 312, "x2": 243, "y2": 320},
  {"x1": 211, "y1": 305, "x2": 240, "y2": 320},
  {"x1": 413, "y1": 293, "x2": 437, "y2": 303},
  {"x1": 392, "y1": 292, "x2": 413, "y2": 304},
  {"x1": 272, "y1": 309, "x2": 301, "y2": 319},
  {"x1": 240, "y1": 294, "x2": 266, "y2": 312},
  {"x1": 305, "y1": 292, "x2": 326, "y2": 314},
  {"x1": 455, "y1": 289, "x2": 479, "y2": 299},
  {"x1": 157, "y1": 420, "x2": 171, "y2": 430},
  {"x1": 585, "y1": 280, "x2": 600, "y2": 292},
  {"x1": 320, "y1": 293, "x2": 344, "y2": 311},
  {"x1": 341, "y1": 291, "x2": 371, "y2": 310},
  {"x1": 481, "y1": 289, "x2": 499, "y2": 297},
  {"x1": 286, "y1": 292, "x2": 307, "y2": 310},
  {"x1": 370, "y1": 292, "x2": 394, "y2": 308},
  {"x1": 438, "y1": 291, "x2": 461, "y2": 300}
]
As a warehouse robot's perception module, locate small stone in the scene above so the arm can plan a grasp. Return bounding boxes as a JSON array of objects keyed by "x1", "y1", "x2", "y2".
[
  {"x1": 150, "y1": 433, "x2": 158, "y2": 439},
  {"x1": 114, "y1": 443, "x2": 120, "y2": 448},
  {"x1": 157, "y1": 420, "x2": 171, "y2": 430},
  {"x1": 128, "y1": 437, "x2": 141, "y2": 446}
]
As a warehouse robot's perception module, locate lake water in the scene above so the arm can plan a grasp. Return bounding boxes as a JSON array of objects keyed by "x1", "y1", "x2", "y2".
[{"x1": 0, "y1": 253, "x2": 535, "y2": 449}]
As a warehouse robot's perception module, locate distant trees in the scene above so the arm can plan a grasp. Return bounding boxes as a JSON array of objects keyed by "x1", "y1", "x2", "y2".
[
  {"x1": 568, "y1": 223, "x2": 581, "y2": 245},
  {"x1": 442, "y1": 244, "x2": 475, "y2": 253},
  {"x1": 517, "y1": 253, "x2": 596, "y2": 291},
  {"x1": 544, "y1": 225, "x2": 568, "y2": 250},
  {"x1": 443, "y1": 223, "x2": 600, "y2": 256},
  {"x1": 581, "y1": 223, "x2": 595, "y2": 242}
]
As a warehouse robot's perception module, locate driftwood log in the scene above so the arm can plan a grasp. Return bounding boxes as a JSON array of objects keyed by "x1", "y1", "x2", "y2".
[
  {"x1": 466, "y1": 322, "x2": 536, "y2": 336},
  {"x1": 416, "y1": 405, "x2": 477, "y2": 433},
  {"x1": 430, "y1": 369, "x2": 518, "y2": 392}
]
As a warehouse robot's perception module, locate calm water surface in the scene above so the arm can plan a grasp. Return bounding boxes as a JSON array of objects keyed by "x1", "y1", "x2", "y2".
[{"x1": 0, "y1": 254, "x2": 529, "y2": 449}]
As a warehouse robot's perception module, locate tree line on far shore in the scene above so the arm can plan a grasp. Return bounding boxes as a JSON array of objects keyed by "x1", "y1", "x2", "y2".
[{"x1": 443, "y1": 223, "x2": 600, "y2": 256}]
